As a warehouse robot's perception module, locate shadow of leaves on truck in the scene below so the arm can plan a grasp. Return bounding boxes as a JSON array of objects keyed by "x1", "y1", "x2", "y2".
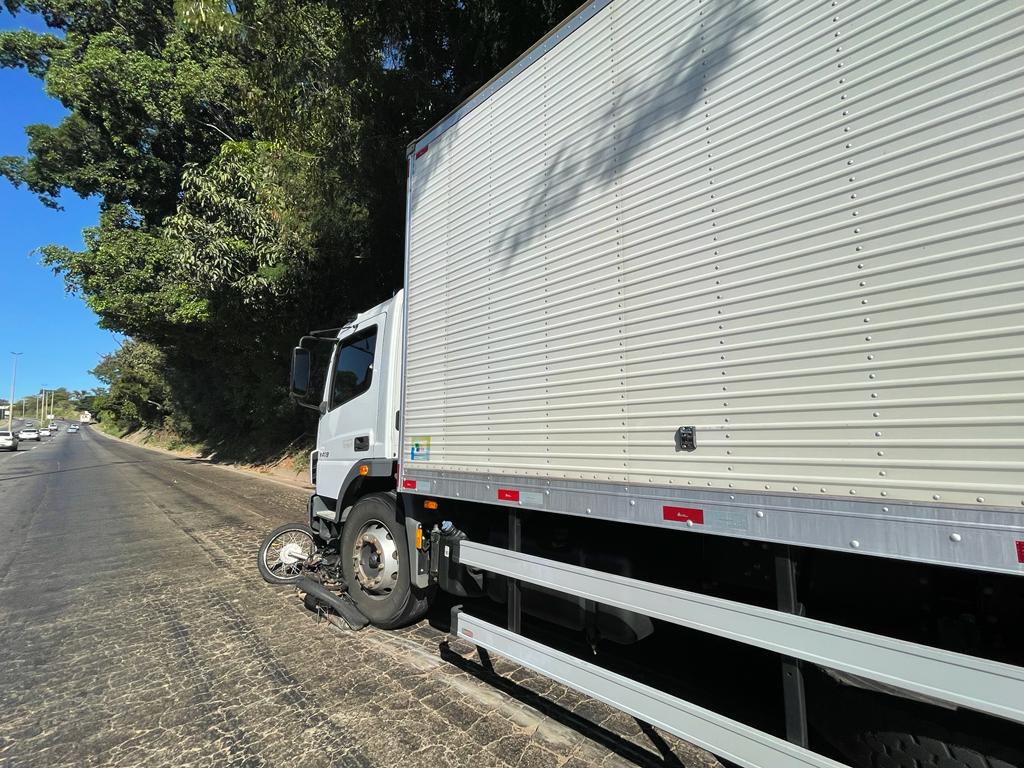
[{"x1": 497, "y1": 0, "x2": 759, "y2": 270}]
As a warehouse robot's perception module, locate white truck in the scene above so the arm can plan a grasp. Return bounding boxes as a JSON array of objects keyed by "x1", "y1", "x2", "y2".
[{"x1": 276, "y1": 1, "x2": 1024, "y2": 765}]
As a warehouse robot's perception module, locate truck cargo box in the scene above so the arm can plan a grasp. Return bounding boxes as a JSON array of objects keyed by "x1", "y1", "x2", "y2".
[{"x1": 400, "y1": 0, "x2": 1024, "y2": 574}]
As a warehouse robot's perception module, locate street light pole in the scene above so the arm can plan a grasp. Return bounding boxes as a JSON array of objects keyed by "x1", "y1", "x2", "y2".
[{"x1": 7, "y1": 353, "x2": 21, "y2": 433}]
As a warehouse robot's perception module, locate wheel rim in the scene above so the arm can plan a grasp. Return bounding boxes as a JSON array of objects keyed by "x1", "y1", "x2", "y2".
[
  {"x1": 263, "y1": 529, "x2": 314, "y2": 580},
  {"x1": 350, "y1": 519, "x2": 399, "y2": 597}
]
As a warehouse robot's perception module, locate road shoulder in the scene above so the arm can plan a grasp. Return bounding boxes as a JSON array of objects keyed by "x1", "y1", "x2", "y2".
[{"x1": 88, "y1": 425, "x2": 314, "y2": 492}]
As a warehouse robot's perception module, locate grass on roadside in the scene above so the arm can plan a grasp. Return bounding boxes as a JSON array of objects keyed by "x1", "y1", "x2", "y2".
[{"x1": 95, "y1": 420, "x2": 129, "y2": 438}]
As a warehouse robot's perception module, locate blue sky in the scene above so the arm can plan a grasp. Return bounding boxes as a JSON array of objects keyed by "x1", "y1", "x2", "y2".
[{"x1": 0, "y1": 12, "x2": 119, "y2": 401}]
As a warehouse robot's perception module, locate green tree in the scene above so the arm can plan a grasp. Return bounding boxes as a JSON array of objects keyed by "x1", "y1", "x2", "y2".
[
  {"x1": 2, "y1": 0, "x2": 582, "y2": 446},
  {"x1": 91, "y1": 340, "x2": 171, "y2": 431},
  {"x1": 41, "y1": 205, "x2": 208, "y2": 337},
  {"x1": 1, "y1": 0, "x2": 251, "y2": 219}
]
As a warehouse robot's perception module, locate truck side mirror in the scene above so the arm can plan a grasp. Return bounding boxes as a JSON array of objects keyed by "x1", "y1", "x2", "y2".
[{"x1": 290, "y1": 347, "x2": 312, "y2": 400}]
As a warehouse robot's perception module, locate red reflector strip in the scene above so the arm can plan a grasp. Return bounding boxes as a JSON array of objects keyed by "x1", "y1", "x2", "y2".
[
  {"x1": 1016, "y1": 541, "x2": 1024, "y2": 564},
  {"x1": 462, "y1": 628, "x2": 474, "y2": 638},
  {"x1": 498, "y1": 488, "x2": 520, "y2": 502},
  {"x1": 415, "y1": 145, "x2": 429, "y2": 158},
  {"x1": 402, "y1": 479, "x2": 417, "y2": 489},
  {"x1": 663, "y1": 506, "x2": 705, "y2": 525}
]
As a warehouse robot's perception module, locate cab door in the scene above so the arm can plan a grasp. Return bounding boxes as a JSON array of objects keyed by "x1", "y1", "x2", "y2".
[{"x1": 316, "y1": 311, "x2": 385, "y2": 501}]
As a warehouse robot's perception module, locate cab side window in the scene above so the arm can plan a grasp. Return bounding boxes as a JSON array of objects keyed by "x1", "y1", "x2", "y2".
[{"x1": 330, "y1": 326, "x2": 377, "y2": 410}]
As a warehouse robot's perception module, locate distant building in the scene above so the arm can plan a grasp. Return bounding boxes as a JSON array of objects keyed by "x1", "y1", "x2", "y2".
[{"x1": 79, "y1": 411, "x2": 93, "y2": 423}]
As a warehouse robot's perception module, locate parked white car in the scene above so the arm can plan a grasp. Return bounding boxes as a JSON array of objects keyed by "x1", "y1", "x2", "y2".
[
  {"x1": 0, "y1": 430, "x2": 17, "y2": 451},
  {"x1": 17, "y1": 428, "x2": 40, "y2": 441}
]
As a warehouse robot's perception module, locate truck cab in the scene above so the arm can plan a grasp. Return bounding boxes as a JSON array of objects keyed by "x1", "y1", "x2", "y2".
[{"x1": 291, "y1": 291, "x2": 404, "y2": 530}]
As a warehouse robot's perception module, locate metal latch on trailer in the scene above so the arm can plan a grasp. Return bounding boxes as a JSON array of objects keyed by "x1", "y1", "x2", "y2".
[{"x1": 675, "y1": 426, "x2": 696, "y2": 452}]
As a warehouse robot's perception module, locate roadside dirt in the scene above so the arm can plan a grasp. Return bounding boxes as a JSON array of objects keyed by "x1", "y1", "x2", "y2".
[{"x1": 94, "y1": 425, "x2": 313, "y2": 490}]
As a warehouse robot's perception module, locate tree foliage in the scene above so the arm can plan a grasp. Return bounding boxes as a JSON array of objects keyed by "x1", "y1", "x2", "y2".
[
  {"x1": 0, "y1": 27, "x2": 58, "y2": 75},
  {"x1": 168, "y1": 140, "x2": 321, "y2": 308},
  {"x1": 2, "y1": 0, "x2": 581, "y2": 446},
  {"x1": 90, "y1": 340, "x2": 171, "y2": 430},
  {"x1": 41, "y1": 205, "x2": 208, "y2": 335}
]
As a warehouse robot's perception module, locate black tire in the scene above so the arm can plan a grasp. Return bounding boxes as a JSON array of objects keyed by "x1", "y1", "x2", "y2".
[
  {"x1": 257, "y1": 522, "x2": 318, "y2": 586},
  {"x1": 811, "y1": 671, "x2": 1023, "y2": 768},
  {"x1": 340, "y1": 492, "x2": 431, "y2": 629}
]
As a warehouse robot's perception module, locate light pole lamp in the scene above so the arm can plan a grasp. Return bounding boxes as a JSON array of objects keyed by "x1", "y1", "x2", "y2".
[{"x1": 8, "y1": 353, "x2": 22, "y2": 433}]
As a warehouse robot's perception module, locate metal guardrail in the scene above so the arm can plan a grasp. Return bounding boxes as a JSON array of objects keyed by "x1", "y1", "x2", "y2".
[
  {"x1": 458, "y1": 540, "x2": 1024, "y2": 724},
  {"x1": 454, "y1": 612, "x2": 851, "y2": 768}
]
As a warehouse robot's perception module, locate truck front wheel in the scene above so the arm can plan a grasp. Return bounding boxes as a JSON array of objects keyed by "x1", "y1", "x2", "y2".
[{"x1": 340, "y1": 492, "x2": 430, "y2": 629}]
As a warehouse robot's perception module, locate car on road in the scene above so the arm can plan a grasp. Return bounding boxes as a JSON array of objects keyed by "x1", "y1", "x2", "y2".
[
  {"x1": 17, "y1": 427, "x2": 40, "y2": 441},
  {"x1": 0, "y1": 430, "x2": 17, "y2": 451},
  {"x1": 67, "y1": 425, "x2": 79, "y2": 433},
  {"x1": 39, "y1": 427, "x2": 52, "y2": 437},
  {"x1": 48, "y1": 422, "x2": 59, "y2": 432}
]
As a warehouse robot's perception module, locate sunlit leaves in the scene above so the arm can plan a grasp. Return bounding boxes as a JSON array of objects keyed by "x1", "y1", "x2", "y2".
[
  {"x1": 2, "y1": 1, "x2": 251, "y2": 217},
  {"x1": 0, "y1": 28, "x2": 61, "y2": 76},
  {"x1": 168, "y1": 140, "x2": 316, "y2": 307},
  {"x1": 41, "y1": 204, "x2": 209, "y2": 336},
  {"x1": 173, "y1": 0, "x2": 242, "y2": 37}
]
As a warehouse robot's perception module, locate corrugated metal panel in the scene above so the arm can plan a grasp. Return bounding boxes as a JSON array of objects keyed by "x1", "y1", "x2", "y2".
[{"x1": 403, "y1": 0, "x2": 1024, "y2": 512}]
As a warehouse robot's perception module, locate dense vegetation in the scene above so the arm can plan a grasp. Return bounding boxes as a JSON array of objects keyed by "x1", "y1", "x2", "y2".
[{"x1": 2, "y1": 0, "x2": 578, "y2": 452}]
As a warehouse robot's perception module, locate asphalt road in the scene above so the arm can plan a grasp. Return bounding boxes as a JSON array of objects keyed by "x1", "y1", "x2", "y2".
[
  {"x1": 0, "y1": 425, "x2": 717, "y2": 768},
  {"x1": 1, "y1": 417, "x2": 47, "y2": 452}
]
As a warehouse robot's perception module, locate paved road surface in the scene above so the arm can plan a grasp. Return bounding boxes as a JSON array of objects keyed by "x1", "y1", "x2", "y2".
[{"x1": 0, "y1": 426, "x2": 716, "y2": 768}]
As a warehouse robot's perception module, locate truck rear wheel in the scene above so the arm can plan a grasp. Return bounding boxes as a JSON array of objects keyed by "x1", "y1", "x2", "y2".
[
  {"x1": 340, "y1": 492, "x2": 430, "y2": 629},
  {"x1": 812, "y1": 673, "x2": 1022, "y2": 768}
]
